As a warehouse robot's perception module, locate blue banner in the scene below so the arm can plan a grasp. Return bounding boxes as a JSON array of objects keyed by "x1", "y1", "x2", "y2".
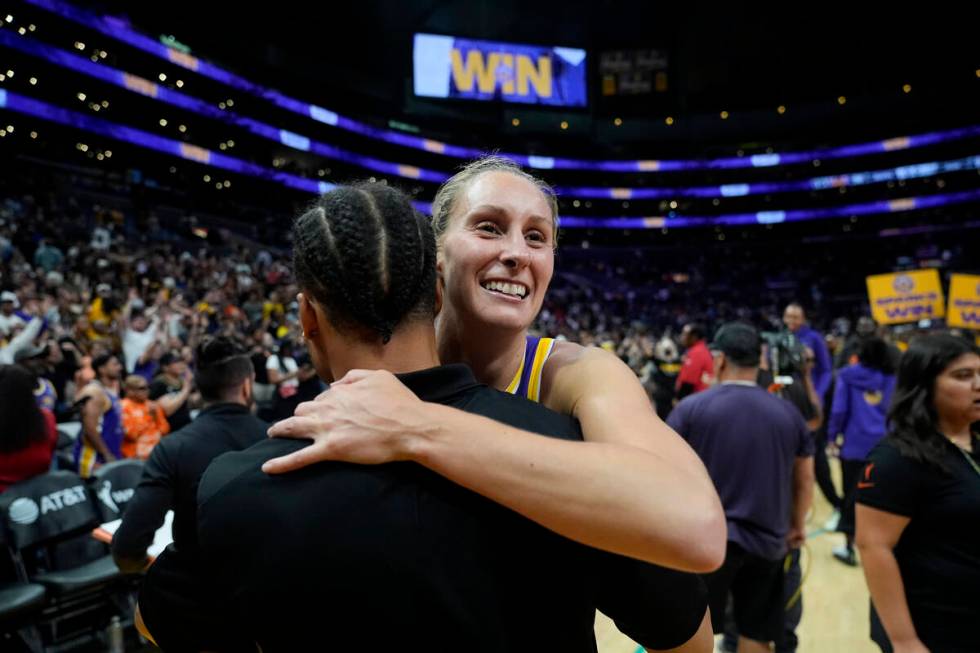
[{"x1": 414, "y1": 34, "x2": 587, "y2": 107}]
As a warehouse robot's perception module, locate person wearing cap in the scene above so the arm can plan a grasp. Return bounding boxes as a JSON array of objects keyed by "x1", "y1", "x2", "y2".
[
  {"x1": 668, "y1": 322, "x2": 815, "y2": 653},
  {"x1": 0, "y1": 290, "x2": 27, "y2": 338},
  {"x1": 149, "y1": 352, "x2": 195, "y2": 430},
  {"x1": 0, "y1": 294, "x2": 47, "y2": 366}
]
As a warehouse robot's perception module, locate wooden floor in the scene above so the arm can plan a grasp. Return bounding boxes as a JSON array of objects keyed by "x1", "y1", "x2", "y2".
[{"x1": 595, "y1": 459, "x2": 879, "y2": 652}]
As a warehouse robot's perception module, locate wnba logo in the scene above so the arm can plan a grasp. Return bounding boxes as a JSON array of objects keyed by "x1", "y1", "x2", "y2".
[
  {"x1": 8, "y1": 498, "x2": 40, "y2": 525},
  {"x1": 892, "y1": 275, "x2": 915, "y2": 293}
]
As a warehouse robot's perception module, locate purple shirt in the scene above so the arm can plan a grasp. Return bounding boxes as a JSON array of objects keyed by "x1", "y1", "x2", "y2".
[
  {"x1": 793, "y1": 325, "x2": 832, "y2": 399},
  {"x1": 668, "y1": 383, "x2": 814, "y2": 560}
]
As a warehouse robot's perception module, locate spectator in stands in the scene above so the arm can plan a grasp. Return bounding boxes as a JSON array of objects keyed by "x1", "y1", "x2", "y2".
[
  {"x1": 0, "y1": 365, "x2": 58, "y2": 492},
  {"x1": 668, "y1": 322, "x2": 814, "y2": 653},
  {"x1": 828, "y1": 336, "x2": 896, "y2": 566},
  {"x1": 0, "y1": 295, "x2": 48, "y2": 365},
  {"x1": 676, "y1": 322, "x2": 714, "y2": 400},
  {"x1": 50, "y1": 336, "x2": 82, "y2": 413},
  {"x1": 132, "y1": 340, "x2": 163, "y2": 383},
  {"x1": 249, "y1": 327, "x2": 275, "y2": 413},
  {"x1": 74, "y1": 353, "x2": 124, "y2": 477},
  {"x1": 112, "y1": 336, "x2": 265, "y2": 574},
  {"x1": 856, "y1": 334, "x2": 980, "y2": 653},
  {"x1": 265, "y1": 339, "x2": 302, "y2": 420},
  {"x1": 120, "y1": 374, "x2": 170, "y2": 460},
  {"x1": 121, "y1": 291, "x2": 163, "y2": 375},
  {"x1": 14, "y1": 341, "x2": 59, "y2": 412},
  {"x1": 0, "y1": 290, "x2": 26, "y2": 337},
  {"x1": 32, "y1": 238, "x2": 64, "y2": 273},
  {"x1": 149, "y1": 351, "x2": 194, "y2": 431},
  {"x1": 86, "y1": 283, "x2": 120, "y2": 344},
  {"x1": 650, "y1": 335, "x2": 682, "y2": 419}
]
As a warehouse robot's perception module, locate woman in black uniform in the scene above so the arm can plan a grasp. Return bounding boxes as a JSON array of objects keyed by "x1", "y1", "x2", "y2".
[{"x1": 856, "y1": 334, "x2": 980, "y2": 653}]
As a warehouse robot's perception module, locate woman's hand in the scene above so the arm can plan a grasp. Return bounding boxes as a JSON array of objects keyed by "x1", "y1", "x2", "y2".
[{"x1": 263, "y1": 369, "x2": 427, "y2": 473}]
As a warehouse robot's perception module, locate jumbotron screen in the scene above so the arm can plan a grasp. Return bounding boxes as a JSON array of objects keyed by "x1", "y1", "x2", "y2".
[{"x1": 413, "y1": 33, "x2": 587, "y2": 107}]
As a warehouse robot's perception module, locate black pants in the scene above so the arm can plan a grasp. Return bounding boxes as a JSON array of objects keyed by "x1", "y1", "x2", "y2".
[
  {"x1": 706, "y1": 542, "x2": 785, "y2": 643},
  {"x1": 838, "y1": 458, "x2": 866, "y2": 538},
  {"x1": 722, "y1": 548, "x2": 802, "y2": 653},
  {"x1": 813, "y1": 429, "x2": 842, "y2": 509}
]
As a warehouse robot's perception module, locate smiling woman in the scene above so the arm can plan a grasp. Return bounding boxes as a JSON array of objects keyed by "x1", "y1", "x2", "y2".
[{"x1": 269, "y1": 156, "x2": 725, "y2": 582}]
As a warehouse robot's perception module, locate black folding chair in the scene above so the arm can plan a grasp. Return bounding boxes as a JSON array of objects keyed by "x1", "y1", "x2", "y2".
[
  {"x1": 0, "y1": 525, "x2": 45, "y2": 653},
  {"x1": 53, "y1": 429, "x2": 76, "y2": 473},
  {"x1": 0, "y1": 471, "x2": 131, "y2": 648}
]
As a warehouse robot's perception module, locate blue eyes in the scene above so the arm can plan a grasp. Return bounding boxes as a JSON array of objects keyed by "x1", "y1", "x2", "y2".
[{"x1": 475, "y1": 222, "x2": 547, "y2": 243}]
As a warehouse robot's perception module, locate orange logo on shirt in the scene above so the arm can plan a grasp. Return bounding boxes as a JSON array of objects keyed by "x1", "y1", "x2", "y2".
[{"x1": 857, "y1": 463, "x2": 875, "y2": 489}]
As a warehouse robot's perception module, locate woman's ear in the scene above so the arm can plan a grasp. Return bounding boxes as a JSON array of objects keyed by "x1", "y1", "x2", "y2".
[{"x1": 434, "y1": 260, "x2": 444, "y2": 316}]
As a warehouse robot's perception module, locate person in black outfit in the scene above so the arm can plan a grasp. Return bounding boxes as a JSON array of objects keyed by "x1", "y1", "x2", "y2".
[
  {"x1": 139, "y1": 182, "x2": 712, "y2": 652},
  {"x1": 112, "y1": 335, "x2": 267, "y2": 571},
  {"x1": 148, "y1": 351, "x2": 194, "y2": 431},
  {"x1": 116, "y1": 336, "x2": 267, "y2": 651},
  {"x1": 856, "y1": 334, "x2": 980, "y2": 653}
]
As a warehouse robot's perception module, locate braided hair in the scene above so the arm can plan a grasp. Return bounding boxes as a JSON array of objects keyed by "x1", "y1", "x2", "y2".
[{"x1": 292, "y1": 183, "x2": 437, "y2": 343}]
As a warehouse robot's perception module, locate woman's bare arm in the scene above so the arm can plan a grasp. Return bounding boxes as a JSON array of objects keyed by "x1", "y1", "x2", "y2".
[
  {"x1": 855, "y1": 504, "x2": 929, "y2": 653},
  {"x1": 265, "y1": 355, "x2": 725, "y2": 572}
]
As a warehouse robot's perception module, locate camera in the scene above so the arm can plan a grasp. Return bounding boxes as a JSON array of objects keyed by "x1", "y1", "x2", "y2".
[{"x1": 760, "y1": 330, "x2": 807, "y2": 381}]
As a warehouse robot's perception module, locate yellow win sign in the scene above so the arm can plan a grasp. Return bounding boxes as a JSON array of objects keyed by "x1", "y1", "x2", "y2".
[
  {"x1": 866, "y1": 269, "x2": 945, "y2": 325},
  {"x1": 947, "y1": 274, "x2": 980, "y2": 329}
]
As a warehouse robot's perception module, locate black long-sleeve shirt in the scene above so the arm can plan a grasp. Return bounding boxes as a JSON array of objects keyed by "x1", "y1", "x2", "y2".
[
  {"x1": 111, "y1": 403, "x2": 267, "y2": 564},
  {"x1": 140, "y1": 365, "x2": 708, "y2": 652}
]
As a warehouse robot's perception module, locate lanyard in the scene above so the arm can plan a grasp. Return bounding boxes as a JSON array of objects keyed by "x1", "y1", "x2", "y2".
[{"x1": 957, "y1": 434, "x2": 980, "y2": 479}]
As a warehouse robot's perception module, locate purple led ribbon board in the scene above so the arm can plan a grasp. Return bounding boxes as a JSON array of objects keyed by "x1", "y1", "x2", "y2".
[
  {"x1": 4, "y1": 31, "x2": 978, "y2": 199},
  {"x1": 3, "y1": 88, "x2": 978, "y2": 228},
  {"x1": 22, "y1": 0, "x2": 980, "y2": 172}
]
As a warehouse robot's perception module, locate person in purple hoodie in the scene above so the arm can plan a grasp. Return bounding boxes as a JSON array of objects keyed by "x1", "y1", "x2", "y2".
[{"x1": 827, "y1": 336, "x2": 896, "y2": 565}]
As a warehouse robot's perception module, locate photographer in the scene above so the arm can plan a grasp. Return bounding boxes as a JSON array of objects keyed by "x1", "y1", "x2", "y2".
[{"x1": 782, "y1": 303, "x2": 832, "y2": 400}]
